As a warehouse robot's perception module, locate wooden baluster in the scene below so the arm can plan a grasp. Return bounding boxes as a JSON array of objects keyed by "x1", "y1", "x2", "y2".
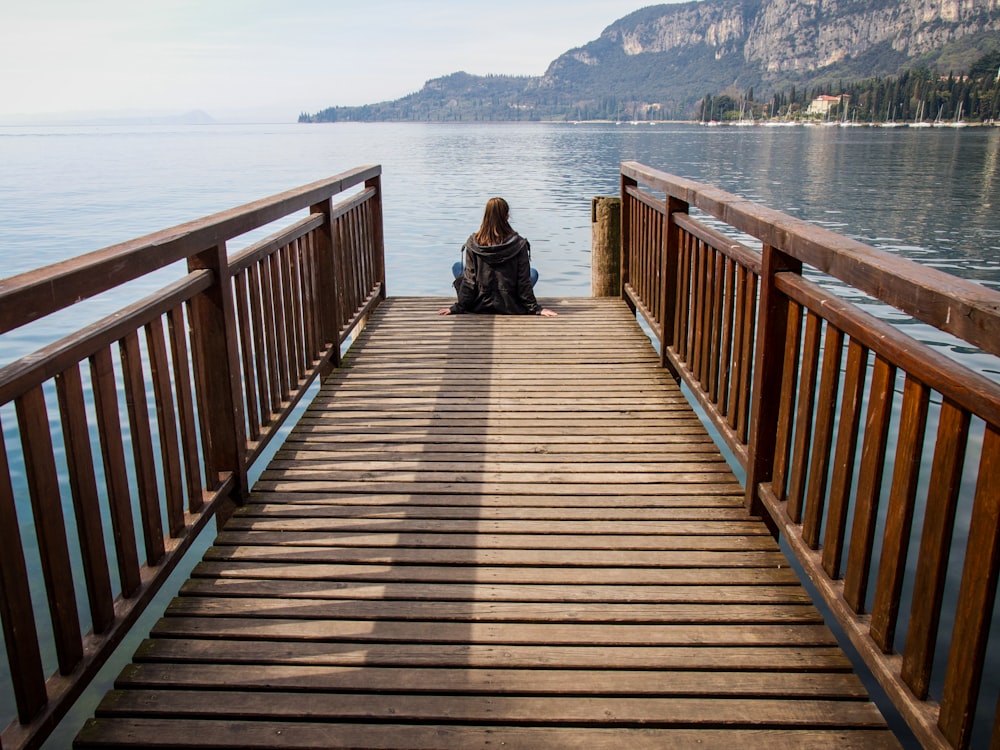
[
  {"x1": 727, "y1": 265, "x2": 748, "y2": 432},
  {"x1": 266, "y1": 252, "x2": 290, "y2": 404},
  {"x1": 15, "y1": 386, "x2": 83, "y2": 674},
  {"x1": 662, "y1": 196, "x2": 687, "y2": 373},
  {"x1": 869, "y1": 375, "x2": 930, "y2": 651},
  {"x1": 54, "y1": 364, "x2": 115, "y2": 634},
  {"x1": 166, "y1": 305, "x2": 204, "y2": 513},
  {"x1": 843, "y1": 355, "x2": 896, "y2": 612},
  {"x1": 301, "y1": 232, "x2": 319, "y2": 364},
  {"x1": 692, "y1": 238, "x2": 706, "y2": 380},
  {"x1": 803, "y1": 325, "x2": 844, "y2": 549},
  {"x1": 284, "y1": 240, "x2": 305, "y2": 382},
  {"x1": 901, "y1": 398, "x2": 970, "y2": 699},
  {"x1": 257, "y1": 258, "x2": 282, "y2": 413},
  {"x1": 735, "y1": 269, "x2": 757, "y2": 444},
  {"x1": 145, "y1": 318, "x2": 186, "y2": 537},
  {"x1": 119, "y1": 331, "x2": 165, "y2": 564},
  {"x1": 232, "y1": 271, "x2": 261, "y2": 442},
  {"x1": 771, "y1": 301, "x2": 804, "y2": 505},
  {"x1": 244, "y1": 265, "x2": 274, "y2": 419},
  {"x1": 717, "y1": 257, "x2": 736, "y2": 417},
  {"x1": 707, "y1": 249, "x2": 725, "y2": 402},
  {"x1": 676, "y1": 230, "x2": 692, "y2": 364},
  {"x1": 89, "y1": 347, "x2": 141, "y2": 596},
  {"x1": 279, "y1": 245, "x2": 300, "y2": 388},
  {"x1": 0, "y1": 428, "x2": 47, "y2": 722},
  {"x1": 937, "y1": 423, "x2": 1000, "y2": 748},
  {"x1": 822, "y1": 337, "x2": 869, "y2": 578},
  {"x1": 787, "y1": 310, "x2": 822, "y2": 523}
]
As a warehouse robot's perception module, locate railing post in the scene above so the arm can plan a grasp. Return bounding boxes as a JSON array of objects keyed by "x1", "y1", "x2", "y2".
[
  {"x1": 591, "y1": 196, "x2": 621, "y2": 297},
  {"x1": 620, "y1": 170, "x2": 636, "y2": 313},
  {"x1": 312, "y1": 199, "x2": 342, "y2": 372},
  {"x1": 660, "y1": 195, "x2": 688, "y2": 375},
  {"x1": 366, "y1": 173, "x2": 387, "y2": 301},
  {"x1": 744, "y1": 243, "x2": 801, "y2": 527},
  {"x1": 187, "y1": 243, "x2": 248, "y2": 526}
]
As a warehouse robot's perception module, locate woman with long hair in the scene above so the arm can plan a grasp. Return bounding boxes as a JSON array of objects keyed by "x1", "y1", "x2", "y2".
[{"x1": 439, "y1": 197, "x2": 557, "y2": 316}]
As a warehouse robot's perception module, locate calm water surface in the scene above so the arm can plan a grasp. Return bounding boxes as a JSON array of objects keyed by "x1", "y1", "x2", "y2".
[{"x1": 2, "y1": 122, "x2": 999, "y2": 746}]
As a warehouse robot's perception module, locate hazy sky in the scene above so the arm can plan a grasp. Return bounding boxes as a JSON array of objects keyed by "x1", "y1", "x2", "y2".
[{"x1": 0, "y1": 1, "x2": 664, "y2": 122}]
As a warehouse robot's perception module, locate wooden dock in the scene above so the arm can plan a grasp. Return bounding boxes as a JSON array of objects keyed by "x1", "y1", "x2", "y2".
[{"x1": 75, "y1": 297, "x2": 899, "y2": 749}]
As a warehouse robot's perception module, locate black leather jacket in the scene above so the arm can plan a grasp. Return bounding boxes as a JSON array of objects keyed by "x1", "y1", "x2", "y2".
[{"x1": 450, "y1": 233, "x2": 541, "y2": 315}]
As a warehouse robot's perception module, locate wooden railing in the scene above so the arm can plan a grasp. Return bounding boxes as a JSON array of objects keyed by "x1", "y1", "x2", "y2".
[
  {"x1": 621, "y1": 161, "x2": 1000, "y2": 750},
  {"x1": 0, "y1": 165, "x2": 385, "y2": 750}
]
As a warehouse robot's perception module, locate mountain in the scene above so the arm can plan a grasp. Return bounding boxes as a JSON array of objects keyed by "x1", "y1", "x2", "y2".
[{"x1": 301, "y1": 0, "x2": 1000, "y2": 122}]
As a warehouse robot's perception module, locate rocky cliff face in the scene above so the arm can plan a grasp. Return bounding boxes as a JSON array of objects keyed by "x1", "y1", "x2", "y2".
[
  {"x1": 545, "y1": 0, "x2": 1000, "y2": 86},
  {"x1": 744, "y1": 0, "x2": 1000, "y2": 72}
]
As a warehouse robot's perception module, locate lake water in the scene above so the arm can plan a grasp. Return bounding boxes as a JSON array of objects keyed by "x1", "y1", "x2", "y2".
[{"x1": 2, "y1": 121, "x2": 999, "y2": 746}]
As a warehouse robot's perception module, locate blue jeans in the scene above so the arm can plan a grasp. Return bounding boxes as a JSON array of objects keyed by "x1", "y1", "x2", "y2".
[{"x1": 453, "y1": 262, "x2": 538, "y2": 287}]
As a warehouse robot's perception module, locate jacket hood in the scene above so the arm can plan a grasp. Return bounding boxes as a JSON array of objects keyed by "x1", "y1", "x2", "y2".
[{"x1": 464, "y1": 233, "x2": 527, "y2": 265}]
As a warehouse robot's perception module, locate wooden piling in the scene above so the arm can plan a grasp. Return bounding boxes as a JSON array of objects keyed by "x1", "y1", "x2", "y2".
[{"x1": 591, "y1": 196, "x2": 621, "y2": 297}]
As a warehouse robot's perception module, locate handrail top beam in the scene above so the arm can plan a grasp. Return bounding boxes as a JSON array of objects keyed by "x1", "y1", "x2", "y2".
[
  {"x1": 0, "y1": 164, "x2": 381, "y2": 336},
  {"x1": 621, "y1": 160, "x2": 1000, "y2": 358}
]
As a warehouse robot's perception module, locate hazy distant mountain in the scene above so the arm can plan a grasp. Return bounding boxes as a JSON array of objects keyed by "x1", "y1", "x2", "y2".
[{"x1": 302, "y1": 0, "x2": 1000, "y2": 122}]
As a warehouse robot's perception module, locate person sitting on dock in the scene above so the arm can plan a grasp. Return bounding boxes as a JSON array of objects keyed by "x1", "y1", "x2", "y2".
[{"x1": 438, "y1": 196, "x2": 558, "y2": 317}]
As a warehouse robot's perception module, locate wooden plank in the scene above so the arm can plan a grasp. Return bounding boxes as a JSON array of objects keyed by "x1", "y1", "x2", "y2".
[
  {"x1": 178, "y1": 578, "x2": 812, "y2": 603},
  {"x1": 159, "y1": 599, "x2": 823, "y2": 625},
  {"x1": 210, "y1": 530, "x2": 776, "y2": 551},
  {"x1": 94, "y1": 690, "x2": 887, "y2": 727},
  {"x1": 75, "y1": 719, "x2": 901, "y2": 750},
  {"x1": 220, "y1": 517, "x2": 767, "y2": 536},
  {"x1": 134, "y1": 638, "x2": 852, "y2": 671},
  {"x1": 203, "y1": 544, "x2": 794, "y2": 568},
  {"x1": 114, "y1": 663, "x2": 870, "y2": 698},
  {"x1": 190, "y1": 561, "x2": 802, "y2": 586}
]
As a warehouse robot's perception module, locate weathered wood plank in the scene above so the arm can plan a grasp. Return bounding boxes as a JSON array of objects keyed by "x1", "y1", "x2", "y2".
[
  {"x1": 134, "y1": 638, "x2": 853, "y2": 671},
  {"x1": 113, "y1": 662, "x2": 870, "y2": 698},
  {"x1": 178, "y1": 577, "x2": 811, "y2": 603},
  {"x1": 190, "y1": 561, "x2": 801, "y2": 585},
  {"x1": 94, "y1": 690, "x2": 887, "y2": 727},
  {"x1": 202, "y1": 544, "x2": 796, "y2": 568},
  {"x1": 75, "y1": 720, "x2": 902, "y2": 750}
]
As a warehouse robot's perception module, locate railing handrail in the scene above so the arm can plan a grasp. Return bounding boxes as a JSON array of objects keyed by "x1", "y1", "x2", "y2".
[
  {"x1": 621, "y1": 160, "x2": 1000, "y2": 359},
  {"x1": 0, "y1": 166, "x2": 385, "y2": 750},
  {"x1": 0, "y1": 164, "x2": 381, "y2": 336},
  {"x1": 620, "y1": 161, "x2": 1000, "y2": 750}
]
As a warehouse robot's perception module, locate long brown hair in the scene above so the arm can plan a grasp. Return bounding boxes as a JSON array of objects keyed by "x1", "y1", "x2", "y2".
[{"x1": 473, "y1": 197, "x2": 514, "y2": 246}]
